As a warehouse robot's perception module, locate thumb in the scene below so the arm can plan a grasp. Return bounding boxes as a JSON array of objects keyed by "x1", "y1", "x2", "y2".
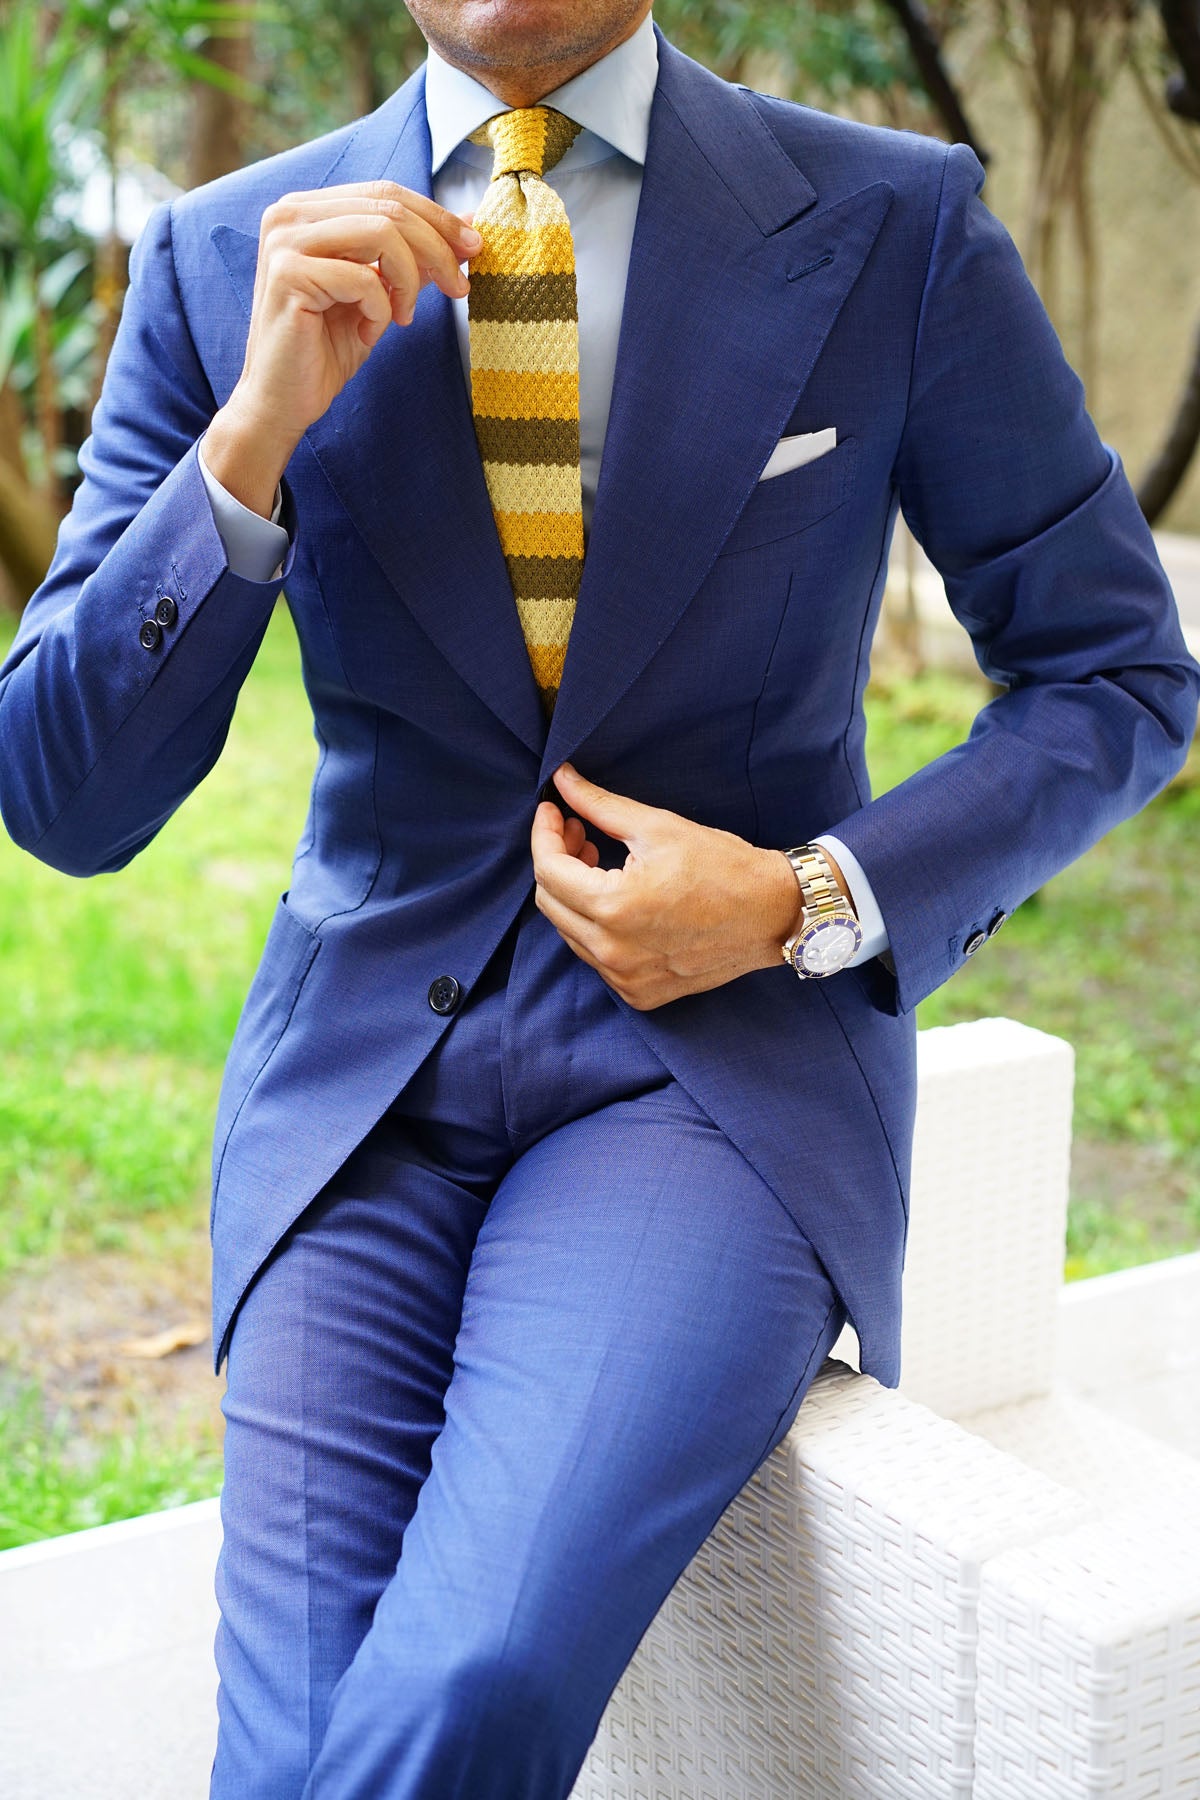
[{"x1": 553, "y1": 763, "x2": 653, "y2": 846}]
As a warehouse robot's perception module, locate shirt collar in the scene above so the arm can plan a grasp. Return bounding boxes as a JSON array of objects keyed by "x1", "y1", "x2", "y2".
[{"x1": 424, "y1": 9, "x2": 658, "y2": 175}]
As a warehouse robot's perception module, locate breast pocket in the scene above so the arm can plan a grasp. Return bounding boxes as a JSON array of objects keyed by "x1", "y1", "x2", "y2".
[{"x1": 719, "y1": 435, "x2": 859, "y2": 557}]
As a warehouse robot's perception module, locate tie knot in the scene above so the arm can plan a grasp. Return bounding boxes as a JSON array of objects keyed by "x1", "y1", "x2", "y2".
[{"x1": 469, "y1": 105, "x2": 582, "y2": 181}]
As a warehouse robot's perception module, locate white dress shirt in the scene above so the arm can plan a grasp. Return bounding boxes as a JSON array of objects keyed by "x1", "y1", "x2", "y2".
[{"x1": 196, "y1": 10, "x2": 888, "y2": 964}]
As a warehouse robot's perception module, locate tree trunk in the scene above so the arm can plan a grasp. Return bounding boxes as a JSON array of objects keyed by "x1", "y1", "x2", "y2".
[
  {"x1": 90, "y1": 80, "x2": 125, "y2": 415},
  {"x1": 187, "y1": 31, "x2": 250, "y2": 189},
  {"x1": 31, "y1": 295, "x2": 62, "y2": 504},
  {"x1": 348, "y1": 27, "x2": 382, "y2": 119},
  {"x1": 0, "y1": 454, "x2": 61, "y2": 607},
  {"x1": 1137, "y1": 310, "x2": 1200, "y2": 523},
  {"x1": 1135, "y1": 4, "x2": 1200, "y2": 516},
  {"x1": 1160, "y1": 0, "x2": 1200, "y2": 102},
  {"x1": 876, "y1": 0, "x2": 991, "y2": 162}
]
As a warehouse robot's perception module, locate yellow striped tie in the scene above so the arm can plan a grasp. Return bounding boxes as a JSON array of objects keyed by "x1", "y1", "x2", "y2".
[{"x1": 466, "y1": 106, "x2": 584, "y2": 718}]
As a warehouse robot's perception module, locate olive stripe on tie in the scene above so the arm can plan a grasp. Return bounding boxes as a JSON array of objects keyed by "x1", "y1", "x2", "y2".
[
  {"x1": 506, "y1": 553, "x2": 585, "y2": 597},
  {"x1": 466, "y1": 104, "x2": 585, "y2": 717},
  {"x1": 473, "y1": 416, "x2": 579, "y2": 466},
  {"x1": 467, "y1": 272, "x2": 578, "y2": 323}
]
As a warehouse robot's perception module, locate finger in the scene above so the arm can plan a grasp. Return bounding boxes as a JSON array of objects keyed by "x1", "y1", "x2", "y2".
[
  {"x1": 266, "y1": 184, "x2": 482, "y2": 259},
  {"x1": 552, "y1": 763, "x2": 656, "y2": 847},
  {"x1": 531, "y1": 804, "x2": 615, "y2": 915},
  {"x1": 562, "y1": 814, "x2": 598, "y2": 862},
  {"x1": 279, "y1": 214, "x2": 465, "y2": 316},
  {"x1": 533, "y1": 881, "x2": 607, "y2": 965},
  {"x1": 378, "y1": 204, "x2": 475, "y2": 299},
  {"x1": 359, "y1": 181, "x2": 484, "y2": 257},
  {"x1": 268, "y1": 250, "x2": 393, "y2": 326},
  {"x1": 530, "y1": 798, "x2": 568, "y2": 859}
]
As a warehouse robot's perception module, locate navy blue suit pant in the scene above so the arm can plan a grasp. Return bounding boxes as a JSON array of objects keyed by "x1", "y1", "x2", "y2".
[{"x1": 210, "y1": 898, "x2": 846, "y2": 1798}]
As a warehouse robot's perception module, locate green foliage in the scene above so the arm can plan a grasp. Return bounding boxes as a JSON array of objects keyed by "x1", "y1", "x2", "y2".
[
  {"x1": 0, "y1": 249, "x2": 99, "y2": 479},
  {"x1": 0, "y1": 611, "x2": 1194, "y2": 1292},
  {"x1": 0, "y1": 614, "x2": 1195, "y2": 1533},
  {"x1": 53, "y1": 0, "x2": 271, "y2": 105},
  {"x1": 0, "y1": 601, "x2": 315, "y2": 1270},
  {"x1": 0, "y1": 1379, "x2": 221, "y2": 1548},
  {"x1": 651, "y1": 0, "x2": 920, "y2": 98},
  {"x1": 0, "y1": 1, "x2": 88, "y2": 259},
  {"x1": 253, "y1": 0, "x2": 426, "y2": 138},
  {"x1": 867, "y1": 664, "x2": 1200, "y2": 1276}
]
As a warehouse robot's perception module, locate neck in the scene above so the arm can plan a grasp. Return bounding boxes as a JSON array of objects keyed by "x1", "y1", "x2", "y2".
[{"x1": 428, "y1": 7, "x2": 650, "y2": 109}]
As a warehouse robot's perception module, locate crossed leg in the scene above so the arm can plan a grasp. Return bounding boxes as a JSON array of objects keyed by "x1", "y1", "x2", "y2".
[{"x1": 211, "y1": 1068, "x2": 844, "y2": 1800}]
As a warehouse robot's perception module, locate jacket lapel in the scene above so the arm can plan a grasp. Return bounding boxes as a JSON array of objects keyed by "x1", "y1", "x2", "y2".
[
  {"x1": 211, "y1": 41, "x2": 894, "y2": 772},
  {"x1": 211, "y1": 68, "x2": 547, "y2": 758},
  {"x1": 541, "y1": 29, "x2": 894, "y2": 779}
]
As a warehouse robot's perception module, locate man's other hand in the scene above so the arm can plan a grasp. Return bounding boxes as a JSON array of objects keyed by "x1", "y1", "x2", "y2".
[
  {"x1": 202, "y1": 184, "x2": 482, "y2": 519},
  {"x1": 530, "y1": 764, "x2": 803, "y2": 1010}
]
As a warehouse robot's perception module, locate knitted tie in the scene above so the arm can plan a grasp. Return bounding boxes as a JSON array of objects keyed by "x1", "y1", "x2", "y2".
[{"x1": 466, "y1": 106, "x2": 585, "y2": 717}]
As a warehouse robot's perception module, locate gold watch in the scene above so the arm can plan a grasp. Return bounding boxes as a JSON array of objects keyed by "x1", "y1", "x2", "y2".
[{"x1": 781, "y1": 844, "x2": 862, "y2": 979}]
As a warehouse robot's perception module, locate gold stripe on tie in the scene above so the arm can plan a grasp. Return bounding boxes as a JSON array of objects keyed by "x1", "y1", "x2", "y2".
[{"x1": 467, "y1": 104, "x2": 585, "y2": 717}]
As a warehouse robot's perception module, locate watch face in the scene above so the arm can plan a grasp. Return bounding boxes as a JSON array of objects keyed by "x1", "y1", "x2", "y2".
[{"x1": 799, "y1": 917, "x2": 861, "y2": 976}]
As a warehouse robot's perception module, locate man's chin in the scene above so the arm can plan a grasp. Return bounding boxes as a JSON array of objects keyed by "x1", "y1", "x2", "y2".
[{"x1": 411, "y1": 0, "x2": 643, "y2": 80}]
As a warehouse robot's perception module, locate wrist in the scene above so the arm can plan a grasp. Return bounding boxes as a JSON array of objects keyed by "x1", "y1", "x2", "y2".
[
  {"x1": 203, "y1": 390, "x2": 298, "y2": 520},
  {"x1": 761, "y1": 848, "x2": 805, "y2": 965},
  {"x1": 779, "y1": 842, "x2": 863, "y2": 980}
]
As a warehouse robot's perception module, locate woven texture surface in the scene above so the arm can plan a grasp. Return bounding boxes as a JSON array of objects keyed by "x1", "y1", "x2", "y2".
[
  {"x1": 569, "y1": 1360, "x2": 1086, "y2": 1800},
  {"x1": 974, "y1": 1502, "x2": 1200, "y2": 1799},
  {"x1": 894, "y1": 1018, "x2": 1074, "y2": 1419},
  {"x1": 467, "y1": 105, "x2": 584, "y2": 715}
]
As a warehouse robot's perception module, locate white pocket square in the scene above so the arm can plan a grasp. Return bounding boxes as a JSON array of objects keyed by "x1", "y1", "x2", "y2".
[{"x1": 758, "y1": 427, "x2": 838, "y2": 482}]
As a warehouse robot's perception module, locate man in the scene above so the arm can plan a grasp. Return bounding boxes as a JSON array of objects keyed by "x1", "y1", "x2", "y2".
[{"x1": 1, "y1": 0, "x2": 1195, "y2": 1792}]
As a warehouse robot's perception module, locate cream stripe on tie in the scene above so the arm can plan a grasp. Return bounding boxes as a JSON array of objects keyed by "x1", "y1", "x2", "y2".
[{"x1": 466, "y1": 105, "x2": 584, "y2": 717}]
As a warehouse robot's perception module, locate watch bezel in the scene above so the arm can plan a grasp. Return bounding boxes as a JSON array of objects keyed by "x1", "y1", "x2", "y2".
[{"x1": 784, "y1": 906, "x2": 863, "y2": 979}]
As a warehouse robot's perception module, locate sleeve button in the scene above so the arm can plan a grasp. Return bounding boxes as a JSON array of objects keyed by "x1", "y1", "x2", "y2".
[
  {"x1": 154, "y1": 595, "x2": 178, "y2": 628},
  {"x1": 428, "y1": 975, "x2": 462, "y2": 1015},
  {"x1": 987, "y1": 909, "x2": 1009, "y2": 938},
  {"x1": 963, "y1": 930, "x2": 986, "y2": 957},
  {"x1": 138, "y1": 618, "x2": 163, "y2": 651}
]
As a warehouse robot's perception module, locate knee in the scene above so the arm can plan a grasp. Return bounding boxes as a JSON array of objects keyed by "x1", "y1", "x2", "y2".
[{"x1": 440, "y1": 1627, "x2": 568, "y2": 1747}]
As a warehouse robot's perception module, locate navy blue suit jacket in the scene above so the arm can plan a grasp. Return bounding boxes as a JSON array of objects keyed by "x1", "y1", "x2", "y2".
[{"x1": 2, "y1": 27, "x2": 1196, "y2": 1386}]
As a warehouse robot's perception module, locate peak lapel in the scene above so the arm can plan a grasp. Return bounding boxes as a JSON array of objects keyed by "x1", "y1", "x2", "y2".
[
  {"x1": 212, "y1": 68, "x2": 546, "y2": 758},
  {"x1": 541, "y1": 31, "x2": 894, "y2": 780}
]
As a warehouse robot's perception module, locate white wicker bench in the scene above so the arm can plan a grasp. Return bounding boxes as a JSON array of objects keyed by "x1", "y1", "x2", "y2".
[
  {"x1": 2, "y1": 1018, "x2": 1198, "y2": 1800},
  {"x1": 571, "y1": 1020, "x2": 1200, "y2": 1800}
]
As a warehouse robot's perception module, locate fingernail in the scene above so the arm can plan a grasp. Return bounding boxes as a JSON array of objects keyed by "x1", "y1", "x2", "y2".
[{"x1": 461, "y1": 227, "x2": 483, "y2": 249}]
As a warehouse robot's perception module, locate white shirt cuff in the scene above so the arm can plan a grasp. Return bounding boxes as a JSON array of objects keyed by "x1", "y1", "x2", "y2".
[
  {"x1": 198, "y1": 436, "x2": 289, "y2": 584},
  {"x1": 811, "y1": 834, "x2": 890, "y2": 967}
]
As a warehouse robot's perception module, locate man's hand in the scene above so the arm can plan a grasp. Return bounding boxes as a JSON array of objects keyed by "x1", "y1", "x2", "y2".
[
  {"x1": 530, "y1": 763, "x2": 806, "y2": 1010},
  {"x1": 202, "y1": 183, "x2": 482, "y2": 518}
]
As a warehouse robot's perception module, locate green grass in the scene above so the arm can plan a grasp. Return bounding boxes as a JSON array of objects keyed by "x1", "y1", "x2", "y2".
[
  {"x1": 867, "y1": 663, "x2": 1200, "y2": 1277},
  {"x1": 0, "y1": 602, "x2": 1196, "y2": 1544},
  {"x1": 0, "y1": 1379, "x2": 222, "y2": 1552},
  {"x1": 0, "y1": 608, "x2": 1195, "y2": 1277},
  {"x1": 0, "y1": 600, "x2": 316, "y2": 1270}
]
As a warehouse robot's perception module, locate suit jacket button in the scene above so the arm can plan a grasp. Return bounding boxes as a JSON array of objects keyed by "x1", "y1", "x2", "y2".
[
  {"x1": 155, "y1": 595, "x2": 178, "y2": 628},
  {"x1": 138, "y1": 618, "x2": 163, "y2": 650},
  {"x1": 963, "y1": 930, "x2": 986, "y2": 958},
  {"x1": 987, "y1": 909, "x2": 1009, "y2": 938},
  {"x1": 428, "y1": 975, "x2": 462, "y2": 1015}
]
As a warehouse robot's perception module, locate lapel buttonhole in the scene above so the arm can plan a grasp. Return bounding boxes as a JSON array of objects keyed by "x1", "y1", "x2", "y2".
[{"x1": 787, "y1": 252, "x2": 835, "y2": 284}]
